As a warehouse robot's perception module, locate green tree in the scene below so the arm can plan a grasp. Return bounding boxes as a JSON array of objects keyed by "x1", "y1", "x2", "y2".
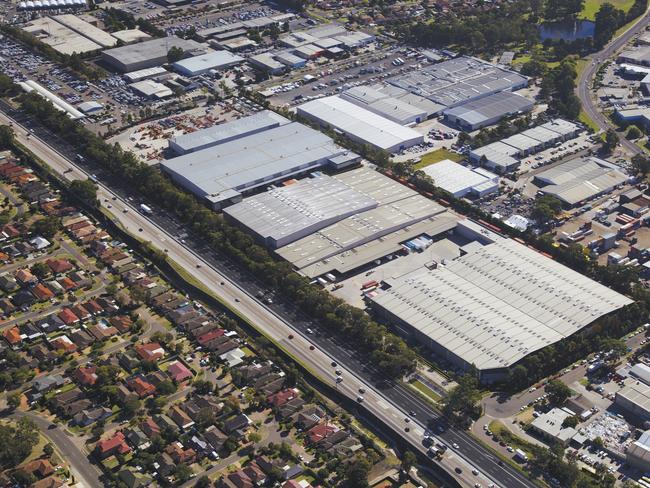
[
  {"x1": 603, "y1": 129, "x2": 619, "y2": 153},
  {"x1": 175, "y1": 463, "x2": 192, "y2": 482},
  {"x1": 0, "y1": 125, "x2": 14, "y2": 150},
  {"x1": 401, "y1": 450, "x2": 417, "y2": 471},
  {"x1": 31, "y1": 216, "x2": 60, "y2": 238},
  {"x1": 442, "y1": 371, "x2": 482, "y2": 425},
  {"x1": 545, "y1": 379, "x2": 572, "y2": 405},
  {"x1": 531, "y1": 195, "x2": 562, "y2": 224},
  {"x1": 626, "y1": 125, "x2": 642, "y2": 140},
  {"x1": 43, "y1": 443, "x2": 54, "y2": 457},
  {"x1": 167, "y1": 46, "x2": 184, "y2": 63},
  {"x1": 69, "y1": 179, "x2": 98, "y2": 206},
  {"x1": 342, "y1": 458, "x2": 371, "y2": 488},
  {"x1": 7, "y1": 393, "x2": 20, "y2": 410},
  {"x1": 562, "y1": 415, "x2": 579, "y2": 428},
  {"x1": 631, "y1": 154, "x2": 650, "y2": 174}
]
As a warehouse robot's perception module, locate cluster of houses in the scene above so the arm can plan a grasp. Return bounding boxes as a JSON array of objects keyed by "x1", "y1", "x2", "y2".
[{"x1": 3, "y1": 458, "x2": 65, "y2": 488}]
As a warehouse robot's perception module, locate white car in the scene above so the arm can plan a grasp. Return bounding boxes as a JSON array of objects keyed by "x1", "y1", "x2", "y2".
[{"x1": 452, "y1": 443, "x2": 460, "y2": 449}]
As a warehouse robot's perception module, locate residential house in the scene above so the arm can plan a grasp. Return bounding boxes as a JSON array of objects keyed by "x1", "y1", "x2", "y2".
[
  {"x1": 165, "y1": 441, "x2": 197, "y2": 464},
  {"x1": 169, "y1": 405, "x2": 195, "y2": 430},
  {"x1": 17, "y1": 459, "x2": 55, "y2": 479},
  {"x1": 127, "y1": 376, "x2": 156, "y2": 398},
  {"x1": 118, "y1": 350, "x2": 140, "y2": 371},
  {"x1": 57, "y1": 308, "x2": 79, "y2": 326},
  {"x1": 204, "y1": 425, "x2": 228, "y2": 451},
  {"x1": 109, "y1": 315, "x2": 133, "y2": 334},
  {"x1": 140, "y1": 417, "x2": 161, "y2": 439},
  {"x1": 243, "y1": 462, "x2": 267, "y2": 486},
  {"x1": 0, "y1": 274, "x2": 18, "y2": 292},
  {"x1": 124, "y1": 428, "x2": 151, "y2": 450},
  {"x1": 36, "y1": 314, "x2": 65, "y2": 333},
  {"x1": 46, "y1": 258, "x2": 73, "y2": 275},
  {"x1": 69, "y1": 329, "x2": 94, "y2": 350},
  {"x1": 307, "y1": 423, "x2": 348, "y2": 448},
  {"x1": 60, "y1": 399, "x2": 93, "y2": 418},
  {"x1": 73, "y1": 406, "x2": 112, "y2": 427},
  {"x1": 32, "y1": 283, "x2": 54, "y2": 301},
  {"x1": 3, "y1": 326, "x2": 21, "y2": 348},
  {"x1": 168, "y1": 360, "x2": 193, "y2": 383},
  {"x1": 88, "y1": 323, "x2": 118, "y2": 341},
  {"x1": 15, "y1": 268, "x2": 37, "y2": 286},
  {"x1": 95, "y1": 431, "x2": 131, "y2": 459},
  {"x1": 74, "y1": 365, "x2": 98, "y2": 386},
  {"x1": 155, "y1": 452, "x2": 176, "y2": 477},
  {"x1": 227, "y1": 470, "x2": 253, "y2": 488},
  {"x1": 135, "y1": 342, "x2": 165, "y2": 362},
  {"x1": 223, "y1": 413, "x2": 251, "y2": 437},
  {"x1": 32, "y1": 374, "x2": 65, "y2": 395}
]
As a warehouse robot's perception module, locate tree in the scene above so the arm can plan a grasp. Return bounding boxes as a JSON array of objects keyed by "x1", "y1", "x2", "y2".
[
  {"x1": 31, "y1": 216, "x2": 60, "y2": 238},
  {"x1": 441, "y1": 371, "x2": 482, "y2": 425},
  {"x1": 43, "y1": 443, "x2": 54, "y2": 457},
  {"x1": 562, "y1": 415, "x2": 579, "y2": 428},
  {"x1": 631, "y1": 154, "x2": 650, "y2": 174},
  {"x1": 592, "y1": 436, "x2": 604, "y2": 448},
  {"x1": 7, "y1": 393, "x2": 20, "y2": 410},
  {"x1": 167, "y1": 46, "x2": 184, "y2": 63},
  {"x1": 626, "y1": 125, "x2": 642, "y2": 140},
  {"x1": 602, "y1": 129, "x2": 619, "y2": 154},
  {"x1": 31, "y1": 262, "x2": 51, "y2": 279},
  {"x1": 401, "y1": 450, "x2": 417, "y2": 471},
  {"x1": 342, "y1": 458, "x2": 371, "y2": 488},
  {"x1": 531, "y1": 195, "x2": 562, "y2": 224},
  {"x1": 156, "y1": 380, "x2": 176, "y2": 396},
  {"x1": 545, "y1": 380, "x2": 571, "y2": 405},
  {"x1": 195, "y1": 476, "x2": 210, "y2": 488},
  {"x1": 69, "y1": 179, "x2": 97, "y2": 206},
  {"x1": 175, "y1": 463, "x2": 192, "y2": 483},
  {"x1": 0, "y1": 125, "x2": 14, "y2": 150},
  {"x1": 122, "y1": 397, "x2": 141, "y2": 417},
  {"x1": 248, "y1": 431, "x2": 262, "y2": 444}
]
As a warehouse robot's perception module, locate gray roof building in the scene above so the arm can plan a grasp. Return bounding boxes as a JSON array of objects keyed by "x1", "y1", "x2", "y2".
[
  {"x1": 101, "y1": 36, "x2": 205, "y2": 72},
  {"x1": 172, "y1": 50, "x2": 243, "y2": 76},
  {"x1": 341, "y1": 86, "x2": 427, "y2": 125},
  {"x1": 370, "y1": 221, "x2": 632, "y2": 382},
  {"x1": 443, "y1": 91, "x2": 534, "y2": 130},
  {"x1": 161, "y1": 114, "x2": 353, "y2": 209}
]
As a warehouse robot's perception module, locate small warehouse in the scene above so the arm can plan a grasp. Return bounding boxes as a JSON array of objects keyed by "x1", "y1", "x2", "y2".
[
  {"x1": 616, "y1": 383, "x2": 650, "y2": 422},
  {"x1": 341, "y1": 86, "x2": 427, "y2": 125},
  {"x1": 274, "y1": 51, "x2": 307, "y2": 69},
  {"x1": 443, "y1": 91, "x2": 533, "y2": 131},
  {"x1": 172, "y1": 50, "x2": 244, "y2": 76},
  {"x1": 101, "y1": 36, "x2": 205, "y2": 73},
  {"x1": 248, "y1": 53, "x2": 285, "y2": 75},
  {"x1": 129, "y1": 80, "x2": 173, "y2": 100},
  {"x1": 420, "y1": 159, "x2": 498, "y2": 198}
]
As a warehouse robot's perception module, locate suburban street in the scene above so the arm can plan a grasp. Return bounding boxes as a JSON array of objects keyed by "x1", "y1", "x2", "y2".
[
  {"x1": 576, "y1": 4, "x2": 650, "y2": 154},
  {"x1": 0, "y1": 109, "x2": 537, "y2": 488}
]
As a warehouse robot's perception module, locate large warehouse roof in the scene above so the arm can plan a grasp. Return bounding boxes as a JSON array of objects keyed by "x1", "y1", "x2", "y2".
[
  {"x1": 296, "y1": 96, "x2": 424, "y2": 152},
  {"x1": 102, "y1": 37, "x2": 204, "y2": 72},
  {"x1": 370, "y1": 233, "x2": 632, "y2": 371},
  {"x1": 23, "y1": 16, "x2": 102, "y2": 54},
  {"x1": 224, "y1": 173, "x2": 378, "y2": 248},
  {"x1": 275, "y1": 167, "x2": 449, "y2": 275},
  {"x1": 341, "y1": 86, "x2": 427, "y2": 125},
  {"x1": 421, "y1": 160, "x2": 498, "y2": 198},
  {"x1": 443, "y1": 91, "x2": 533, "y2": 129},
  {"x1": 535, "y1": 156, "x2": 628, "y2": 206},
  {"x1": 169, "y1": 110, "x2": 289, "y2": 154},
  {"x1": 161, "y1": 118, "x2": 348, "y2": 207},
  {"x1": 387, "y1": 56, "x2": 528, "y2": 108}
]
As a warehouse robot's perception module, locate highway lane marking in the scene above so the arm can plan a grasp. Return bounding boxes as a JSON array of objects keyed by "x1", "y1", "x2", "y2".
[{"x1": 377, "y1": 399, "x2": 390, "y2": 410}]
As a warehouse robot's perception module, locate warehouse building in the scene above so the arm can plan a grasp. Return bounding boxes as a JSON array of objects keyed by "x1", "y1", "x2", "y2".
[
  {"x1": 223, "y1": 170, "x2": 379, "y2": 249},
  {"x1": 53, "y1": 14, "x2": 117, "y2": 48},
  {"x1": 248, "y1": 53, "x2": 286, "y2": 74},
  {"x1": 370, "y1": 220, "x2": 632, "y2": 383},
  {"x1": 469, "y1": 118, "x2": 581, "y2": 173},
  {"x1": 111, "y1": 29, "x2": 150, "y2": 44},
  {"x1": 275, "y1": 51, "x2": 306, "y2": 69},
  {"x1": 169, "y1": 110, "x2": 288, "y2": 155},
  {"x1": 615, "y1": 107, "x2": 650, "y2": 130},
  {"x1": 627, "y1": 430, "x2": 650, "y2": 470},
  {"x1": 443, "y1": 91, "x2": 534, "y2": 131},
  {"x1": 530, "y1": 408, "x2": 578, "y2": 446},
  {"x1": 297, "y1": 96, "x2": 424, "y2": 153},
  {"x1": 274, "y1": 169, "x2": 456, "y2": 279},
  {"x1": 534, "y1": 156, "x2": 628, "y2": 207},
  {"x1": 618, "y1": 47, "x2": 650, "y2": 67},
  {"x1": 101, "y1": 37, "x2": 205, "y2": 72},
  {"x1": 341, "y1": 86, "x2": 427, "y2": 125},
  {"x1": 129, "y1": 80, "x2": 173, "y2": 99},
  {"x1": 161, "y1": 113, "x2": 354, "y2": 209},
  {"x1": 420, "y1": 160, "x2": 498, "y2": 198},
  {"x1": 172, "y1": 50, "x2": 243, "y2": 76},
  {"x1": 23, "y1": 16, "x2": 103, "y2": 54},
  {"x1": 616, "y1": 383, "x2": 650, "y2": 422},
  {"x1": 387, "y1": 56, "x2": 528, "y2": 111}
]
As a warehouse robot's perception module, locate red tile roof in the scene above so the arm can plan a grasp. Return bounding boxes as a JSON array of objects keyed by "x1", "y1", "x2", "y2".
[
  {"x1": 57, "y1": 308, "x2": 79, "y2": 325},
  {"x1": 267, "y1": 388, "x2": 299, "y2": 407},
  {"x1": 96, "y1": 431, "x2": 130, "y2": 457},
  {"x1": 74, "y1": 365, "x2": 98, "y2": 386},
  {"x1": 46, "y1": 258, "x2": 73, "y2": 274},
  {"x1": 135, "y1": 342, "x2": 165, "y2": 361},
  {"x1": 3, "y1": 326, "x2": 21, "y2": 345},
  {"x1": 128, "y1": 376, "x2": 156, "y2": 398},
  {"x1": 197, "y1": 328, "x2": 224, "y2": 346},
  {"x1": 307, "y1": 423, "x2": 339, "y2": 444},
  {"x1": 167, "y1": 361, "x2": 192, "y2": 383}
]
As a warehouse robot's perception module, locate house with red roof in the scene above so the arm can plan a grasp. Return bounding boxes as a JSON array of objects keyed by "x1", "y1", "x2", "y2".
[
  {"x1": 167, "y1": 360, "x2": 193, "y2": 383},
  {"x1": 74, "y1": 365, "x2": 98, "y2": 386},
  {"x1": 51, "y1": 335, "x2": 77, "y2": 353},
  {"x1": 46, "y1": 258, "x2": 74, "y2": 274},
  {"x1": 140, "y1": 417, "x2": 161, "y2": 439},
  {"x1": 135, "y1": 342, "x2": 165, "y2": 362},
  {"x1": 32, "y1": 283, "x2": 55, "y2": 301},
  {"x1": 57, "y1": 277, "x2": 77, "y2": 291},
  {"x1": 95, "y1": 431, "x2": 130, "y2": 459},
  {"x1": 165, "y1": 441, "x2": 197, "y2": 464},
  {"x1": 58, "y1": 308, "x2": 79, "y2": 325},
  {"x1": 307, "y1": 423, "x2": 340, "y2": 445},
  {"x1": 127, "y1": 376, "x2": 156, "y2": 398},
  {"x1": 283, "y1": 481, "x2": 313, "y2": 488},
  {"x1": 227, "y1": 470, "x2": 254, "y2": 488},
  {"x1": 267, "y1": 388, "x2": 299, "y2": 408},
  {"x1": 197, "y1": 328, "x2": 225, "y2": 346},
  {"x1": 70, "y1": 304, "x2": 91, "y2": 321},
  {"x1": 3, "y1": 326, "x2": 21, "y2": 347},
  {"x1": 83, "y1": 299, "x2": 103, "y2": 315},
  {"x1": 15, "y1": 268, "x2": 37, "y2": 286},
  {"x1": 109, "y1": 316, "x2": 133, "y2": 334}
]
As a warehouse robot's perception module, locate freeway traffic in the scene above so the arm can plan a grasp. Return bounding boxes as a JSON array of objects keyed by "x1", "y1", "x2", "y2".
[
  {"x1": 0, "y1": 106, "x2": 535, "y2": 488},
  {"x1": 576, "y1": 4, "x2": 650, "y2": 155}
]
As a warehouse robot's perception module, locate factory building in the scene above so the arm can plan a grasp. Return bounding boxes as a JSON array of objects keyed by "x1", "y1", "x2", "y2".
[
  {"x1": 615, "y1": 107, "x2": 650, "y2": 130},
  {"x1": 22, "y1": 15, "x2": 113, "y2": 55},
  {"x1": 618, "y1": 47, "x2": 650, "y2": 67},
  {"x1": 341, "y1": 86, "x2": 428, "y2": 125},
  {"x1": 172, "y1": 51, "x2": 244, "y2": 76},
  {"x1": 469, "y1": 118, "x2": 581, "y2": 173},
  {"x1": 534, "y1": 156, "x2": 628, "y2": 207},
  {"x1": 420, "y1": 160, "x2": 498, "y2": 198},
  {"x1": 160, "y1": 112, "x2": 355, "y2": 209},
  {"x1": 369, "y1": 220, "x2": 632, "y2": 383},
  {"x1": 101, "y1": 37, "x2": 205, "y2": 73},
  {"x1": 443, "y1": 91, "x2": 534, "y2": 131},
  {"x1": 296, "y1": 96, "x2": 424, "y2": 153},
  {"x1": 248, "y1": 53, "x2": 286, "y2": 75},
  {"x1": 616, "y1": 383, "x2": 650, "y2": 422},
  {"x1": 129, "y1": 80, "x2": 173, "y2": 100},
  {"x1": 274, "y1": 168, "x2": 456, "y2": 278},
  {"x1": 387, "y1": 56, "x2": 528, "y2": 112}
]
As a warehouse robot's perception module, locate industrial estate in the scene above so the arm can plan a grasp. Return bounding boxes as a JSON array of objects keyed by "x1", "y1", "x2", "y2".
[{"x1": 0, "y1": 0, "x2": 650, "y2": 488}]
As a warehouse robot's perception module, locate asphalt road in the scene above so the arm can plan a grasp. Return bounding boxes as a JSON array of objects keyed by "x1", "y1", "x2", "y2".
[
  {"x1": 10, "y1": 410, "x2": 102, "y2": 488},
  {"x1": 0, "y1": 108, "x2": 536, "y2": 488},
  {"x1": 576, "y1": 6, "x2": 650, "y2": 155}
]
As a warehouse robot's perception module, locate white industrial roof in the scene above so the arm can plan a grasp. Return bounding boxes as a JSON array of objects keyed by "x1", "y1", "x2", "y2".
[
  {"x1": 297, "y1": 96, "x2": 423, "y2": 152},
  {"x1": 370, "y1": 232, "x2": 632, "y2": 370},
  {"x1": 23, "y1": 17, "x2": 102, "y2": 54},
  {"x1": 540, "y1": 118, "x2": 580, "y2": 137},
  {"x1": 124, "y1": 66, "x2": 168, "y2": 82},
  {"x1": 531, "y1": 408, "x2": 577, "y2": 442},
  {"x1": 129, "y1": 80, "x2": 172, "y2": 99},
  {"x1": 630, "y1": 363, "x2": 650, "y2": 386},
  {"x1": 172, "y1": 50, "x2": 243, "y2": 75},
  {"x1": 223, "y1": 172, "x2": 378, "y2": 248},
  {"x1": 342, "y1": 86, "x2": 427, "y2": 124},
  {"x1": 421, "y1": 160, "x2": 497, "y2": 197},
  {"x1": 54, "y1": 14, "x2": 117, "y2": 48},
  {"x1": 619, "y1": 383, "x2": 650, "y2": 413},
  {"x1": 501, "y1": 133, "x2": 541, "y2": 152}
]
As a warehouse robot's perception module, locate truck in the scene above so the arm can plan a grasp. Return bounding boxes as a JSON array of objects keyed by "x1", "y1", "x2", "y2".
[
  {"x1": 514, "y1": 449, "x2": 528, "y2": 462},
  {"x1": 139, "y1": 204, "x2": 153, "y2": 215}
]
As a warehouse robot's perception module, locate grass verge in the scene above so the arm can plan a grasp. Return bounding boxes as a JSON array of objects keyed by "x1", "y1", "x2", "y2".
[
  {"x1": 409, "y1": 379, "x2": 442, "y2": 404},
  {"x1": 414, "y1": 148, "x2": 464, "y2": 170},
  {"x1": 580, "y1": 0, "x2": 635, "y2": 19}
]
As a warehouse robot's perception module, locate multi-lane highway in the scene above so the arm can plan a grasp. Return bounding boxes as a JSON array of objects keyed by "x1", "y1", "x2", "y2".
[
  {"x1": 0, "y1": 108, "x2": 535, "y2": 488},
  {"x1": 577, "y1": 5, "x2": 650, "y2": 155}
]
